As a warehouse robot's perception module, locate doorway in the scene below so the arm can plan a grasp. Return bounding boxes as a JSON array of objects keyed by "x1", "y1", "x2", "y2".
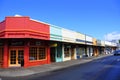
[
  {"x1": 71, "y1": 48, "x2": 74, "y2": 59},
  {"x1": 50, "y1": 47, "x2": 56, "y2": 62},
  {"x1": 9, "y1": 49, "x2": 24, "y2": 67}
]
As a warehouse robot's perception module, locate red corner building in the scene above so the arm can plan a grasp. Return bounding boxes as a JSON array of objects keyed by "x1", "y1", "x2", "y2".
[{"x1": 0, "y1": 16, "x2": 50, "y2": 68}]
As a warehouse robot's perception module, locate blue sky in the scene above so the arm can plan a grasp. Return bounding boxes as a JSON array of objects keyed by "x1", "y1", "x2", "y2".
[{"x1": 0, "y1": 0, "x2": 120, "y2": 40}]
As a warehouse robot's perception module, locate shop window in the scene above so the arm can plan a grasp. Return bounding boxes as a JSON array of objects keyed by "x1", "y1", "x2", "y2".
[
  {"x1": 38, "y1": 48, "x2": 46, "y2": 59},
  {"x1": 64, "y1": 48, "x2": 70, "y2": 58},
  {"x1": 29, "y1": 47, "x2": 37, "y2": 60},
  {"x1": 77, "y1": 48, "x2": 80, "y2": 56},
  {"x1": 29, "y1": 47, "x2": 46, "y2": 61}
]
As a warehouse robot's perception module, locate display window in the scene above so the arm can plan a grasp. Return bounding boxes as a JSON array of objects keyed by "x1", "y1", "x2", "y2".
[{"x1": 29, "y1": 47, "x2": 46, "y2": 61}]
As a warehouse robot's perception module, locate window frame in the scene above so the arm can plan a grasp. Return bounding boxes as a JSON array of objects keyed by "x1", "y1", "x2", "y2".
[
  {"x1": 29, "y1": 46, "x2": 47, "y2": 61},
  {"x1": 64, "y1": 47, "x2": 70, "y2": 58}
]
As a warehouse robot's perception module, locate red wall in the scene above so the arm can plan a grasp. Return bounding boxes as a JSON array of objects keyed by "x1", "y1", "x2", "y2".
[
  {"x1": 0, "y1": 21, "x2": 6, "y2": 37},
  {"x1": 5, "y1": 17, "x2": 29, "y2": 30},
  {"x1": 23, "y1": 40, "x2": 50, "y2": 68},
  {"x1": 25, "y1": 47, "x2": 50, "y2": 67},
  {"x1": 28, "y1": 20, "x2": 49, "y2": 34},
  {"x1": 0, "y1": 16, "x2": 50, "y2": 40},
  {"x1": 27, "y1": 20, "x2": 50, "y2": 40},
  {"x1": 0, "y1": 20, "x2": 6, "y2": 31}
]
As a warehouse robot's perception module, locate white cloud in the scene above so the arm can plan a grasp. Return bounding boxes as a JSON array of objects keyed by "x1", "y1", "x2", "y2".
[{"x1": 104, "y1": 31, "x2": 120, "y2": 41}]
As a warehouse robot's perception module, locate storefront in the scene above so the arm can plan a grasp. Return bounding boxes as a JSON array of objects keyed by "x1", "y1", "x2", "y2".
[
  {"x1": 93, "y1": 38, "x2": 98, "y2": 56},
  {"x1": 75, "y1": 32, "x2": 86, "y2": 58},
  {"x1": 86, "y1": 46, "x2": 93, "y2": 57},
  {"x1": 76, "y1": 45, "x2": 85, "y2": 59},
  {"x1": 62, "y1": 44, "x2": 76, "y2": 61},
  {"x1": 50, "y1": 25, "x2": 63, "y2": 62},
  {"x1": 50, "y1": 42, "x2": 62, "y2": 62},
  {"x1": 62, "y1": 29, "x2": 76, "y2": 61},
  {"x1": 85, "y1": 35, "x2": 93, "y2": 57},
  {"x1": 0, "y1": 39, "x2": 50, "y2": 68},
  {"x1": 0, "y1": 16, "x2": 50, "y2": 68}
]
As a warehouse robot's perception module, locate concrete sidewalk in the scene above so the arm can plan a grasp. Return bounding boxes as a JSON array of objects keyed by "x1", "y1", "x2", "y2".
[{"x1": 0, "y1": 54, "x2": 111, "y2": 77}]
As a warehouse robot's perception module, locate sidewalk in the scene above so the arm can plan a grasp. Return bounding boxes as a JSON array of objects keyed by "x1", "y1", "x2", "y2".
[{"x1": 0, "y1": 54, "x2": 111, "y2": 77}]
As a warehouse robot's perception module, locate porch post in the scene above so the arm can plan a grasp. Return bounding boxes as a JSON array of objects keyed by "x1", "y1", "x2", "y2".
[
  {"x1": 62, "y1": 44, "x2": 64, "y2": 61},
  {"x1": 3, "y1": 41, "x2": 8, "y2": 68},
  {"x1": 47, "y1": 46, "x2": 50, "y2": 64},
  {"x1": 24, "y1": 40, "x2": 29, "y2": 68}
]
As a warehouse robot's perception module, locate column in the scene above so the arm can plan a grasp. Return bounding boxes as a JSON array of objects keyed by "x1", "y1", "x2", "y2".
[
  {"x1": 24, "y1": 40, "x2": 29, "y2": 68},
  {"x1": 47, "y1": 46, "x2": 50, "y2": 64},
  {"x1": 3, "y1": 41, "x2": 8, "y2": 68}
]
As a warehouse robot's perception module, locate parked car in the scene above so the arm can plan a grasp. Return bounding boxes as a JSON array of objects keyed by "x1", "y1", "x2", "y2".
[{"x1": 113, "y1": 50, "x2": 120, "y2": 56}]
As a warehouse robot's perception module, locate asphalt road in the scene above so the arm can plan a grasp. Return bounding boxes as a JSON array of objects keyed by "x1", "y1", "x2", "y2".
[{"x1": 1, "y1": 55, "x2": 120, "y2": 80}]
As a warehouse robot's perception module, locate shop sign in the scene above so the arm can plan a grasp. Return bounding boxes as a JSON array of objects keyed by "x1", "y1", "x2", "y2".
[
  {"x1": 36, "y1": 41, "x2": 42, "y2": 46},
  {"x1": 30, "y1": 41, "x2": 44, "y2": 46},
  {"x1": 50, "y1": 43, "x2": 57, "y2": 47},
  {"x1": 9, "y1": 41, "x2": 24, "y2": 46}
]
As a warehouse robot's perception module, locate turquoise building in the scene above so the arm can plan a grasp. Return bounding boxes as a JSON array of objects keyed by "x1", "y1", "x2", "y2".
[{"x1": 50, "y1": 25, "x2": 63, "y2": 62}]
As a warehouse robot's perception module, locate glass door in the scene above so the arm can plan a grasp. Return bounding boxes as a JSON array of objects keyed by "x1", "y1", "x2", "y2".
[
  {"x1": 18, "y1": 50, "x2": 24, "y2": 65},
  {"x1": 9, "y1": 49, "x2": 24, "y2": 67}
]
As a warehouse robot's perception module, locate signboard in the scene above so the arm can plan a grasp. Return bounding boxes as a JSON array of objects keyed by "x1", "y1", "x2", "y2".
[
  {"x1": 9, "y1": 41, "x2": 24, "y2": 46},
  {"x1": 62, "y1": 28, "x2": 76, "y2": 43},
  {"x1": 30, "y1": 41, "x2": 44, "y2": 46}
]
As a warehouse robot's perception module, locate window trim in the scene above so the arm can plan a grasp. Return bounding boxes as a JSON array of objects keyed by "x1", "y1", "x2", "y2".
[{"x1": 29, "y1": 46, "x2": 47, "y2": 62}]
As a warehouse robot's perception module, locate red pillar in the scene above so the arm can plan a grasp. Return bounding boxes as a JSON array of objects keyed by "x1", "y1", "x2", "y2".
[
  {"x1": 24, "y1": 41, "x2": 29, "y2": 68},
  {"x1": 47, "y1": 46, "x2": 50, "y2": 64},
  {"x1": 3, "y1": 41, "x2": 8, "y2": 68}
]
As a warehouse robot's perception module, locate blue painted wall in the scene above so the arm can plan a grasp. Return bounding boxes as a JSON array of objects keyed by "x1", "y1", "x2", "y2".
[
  {"x1": 50, "y1": 25, "x2": 63, "y2": 62},
  {"x1": 50, "y1": 25, "x2": 62, "y2": 41},
  {"x1": 56, "y1": 43, "x2": 63, "y2": 62}
]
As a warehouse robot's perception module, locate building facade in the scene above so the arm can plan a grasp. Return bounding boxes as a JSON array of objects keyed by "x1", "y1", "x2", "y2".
[
  {"x1": 0, "y1": 16, "x2": 117, "y2": 68},
  {"x1": 0, "y1": 16, "x2": 50, "y2": 68}
]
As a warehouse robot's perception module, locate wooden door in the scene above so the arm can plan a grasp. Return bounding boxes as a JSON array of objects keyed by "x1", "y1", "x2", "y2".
[{"x1": 9, "y1": 49, "x2": 24, "y2": 67}]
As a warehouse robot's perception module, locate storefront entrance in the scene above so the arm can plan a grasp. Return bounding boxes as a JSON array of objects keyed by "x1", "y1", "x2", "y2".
[
  {"x1": 50, "y1": 47, "x2": 56, "y2": 62},
  {"x1": 71, "y1": 48, "x2": 75, "y2": 59},
  {"x1": 9, "y1": 49, "x2": 24, "y2": 67}
]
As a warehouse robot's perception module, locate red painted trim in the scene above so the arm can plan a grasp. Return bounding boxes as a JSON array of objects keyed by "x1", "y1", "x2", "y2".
[{"x1": 0, "y1": 30, "x2": 50, "y2": 40}]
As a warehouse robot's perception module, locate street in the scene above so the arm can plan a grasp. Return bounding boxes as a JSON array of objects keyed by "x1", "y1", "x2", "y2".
[{"x1": 1, "y1": 55, "x2": 120, "y2": 80}]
